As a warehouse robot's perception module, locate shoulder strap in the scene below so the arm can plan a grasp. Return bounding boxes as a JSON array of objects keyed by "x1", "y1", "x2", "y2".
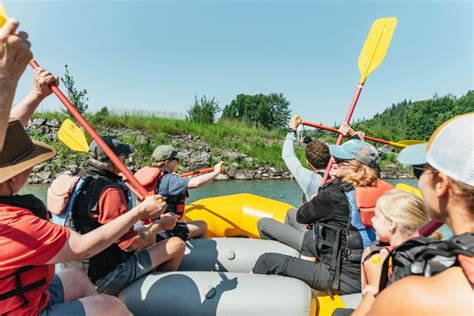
[{"x1": 0, "y1": 195, "x2": 48, "y2": 220}]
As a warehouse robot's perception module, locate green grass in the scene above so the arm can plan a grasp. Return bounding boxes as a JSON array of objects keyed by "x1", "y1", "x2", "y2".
[
  {"x1": 31, "y1": 111, "x2": 410, "y2": 177},
  {"x1": 32, "y1": 111, "x2": 294, "y2": 170}
]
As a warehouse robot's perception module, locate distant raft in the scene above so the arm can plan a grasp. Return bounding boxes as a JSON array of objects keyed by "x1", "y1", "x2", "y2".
[{"x1": 184, "y1": 193, "x2": 294, "y2": 238}]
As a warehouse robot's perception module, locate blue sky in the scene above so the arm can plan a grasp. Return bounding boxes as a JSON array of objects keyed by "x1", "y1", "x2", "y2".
[{"x1": 6, "y1": 0, "x2": 473, "y2": 125}]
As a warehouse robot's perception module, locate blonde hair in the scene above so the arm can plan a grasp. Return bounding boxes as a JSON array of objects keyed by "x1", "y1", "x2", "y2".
[
  {"x1": 341, "y1": 160, "x2": 378, "y2": 187},
  {"x1": 376, "y1": 189, "x2": 431, "y2": 237}
]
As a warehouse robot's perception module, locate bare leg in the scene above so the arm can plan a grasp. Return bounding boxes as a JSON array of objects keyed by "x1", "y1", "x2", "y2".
[
  {"x1": 186, "y1": 220, "x2": 208, "y2": 239},
  {"x1": 56, "y1": 268, "x2": 97, "y2": 301},
  {"x1": 147, "y1": 236, "x2": 185, "y2": 271},
  {"x1": 79, "y1": 294, "x2": 131, "y2": 316}
]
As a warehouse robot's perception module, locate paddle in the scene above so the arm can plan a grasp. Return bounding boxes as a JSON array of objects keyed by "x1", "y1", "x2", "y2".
[
  {"x1": 299, "y1": 119, "x2": 423, "y2": 150},
  {"x1": 179, "y1": 165, "x2": 224, "y2": 178},
  {"x1": 58, "y1": 119, "x2": 89, "y2": 153},
  {"x1": 395, "y1": 182, "x2": 422, "y2": 198},
  {"x1": 0, "y1": 4, "x2": 150, "y2": 201},
  {"x1": 58, "y1": 119, "x2": 223, "y2": 179},
  {"x1": 320, "y1": 17, "x2": 398, "y2": 185}
]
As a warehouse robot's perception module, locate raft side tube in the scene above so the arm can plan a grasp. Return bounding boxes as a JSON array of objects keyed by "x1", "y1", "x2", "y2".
[
  {"x1": 184, "y1": 193, "x2": 293, "y2": 238},
  {"x1": 180, "y1": 238, "x2": 300, "y2": 272},
  {"x1": 119, "y1": 271, "x2": 316, "y2": 316}
]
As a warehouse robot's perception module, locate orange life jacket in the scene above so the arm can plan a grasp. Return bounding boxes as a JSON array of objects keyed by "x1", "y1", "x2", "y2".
[
  {"x1": 134, "y1": 167, "x2": 187, "y2": 217},
  {"x1": 354, "y1": 178, "x2": 394, "y2": 227},
  {"x1": 134, "y1": 166, "x2": 165, "y2": 197}
]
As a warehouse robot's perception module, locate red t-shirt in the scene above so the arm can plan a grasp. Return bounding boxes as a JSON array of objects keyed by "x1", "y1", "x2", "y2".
[
  {"x1": 0, "y1": 203, "x2": 69, "y2": 316},
  {"x1": 95, "y1": 187, "x2": 137, "y2": 250}
]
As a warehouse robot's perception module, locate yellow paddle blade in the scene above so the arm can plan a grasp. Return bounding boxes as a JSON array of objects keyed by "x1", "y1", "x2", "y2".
[
  {"x1": 389, "y1": 139, "x2": 425, "y2": 150},
  {"x1": 58, "y1": 119, "x2": 89, "y2": 153},
  {"x1": 0, "y1": 3, "x2": 8, "y2": 27},
  {"x1": 358, "y1": 17, "x2": 397, "y2": 84},
  {"x1": 396, "y1": 183, "x2": 423, "y2": 199}
]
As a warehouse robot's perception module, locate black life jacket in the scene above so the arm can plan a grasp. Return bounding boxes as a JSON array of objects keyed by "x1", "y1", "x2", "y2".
[
  {"x1": 71, "y1": 175, "x2": 133, "y2": 283},
  {"x1": 0, "y1": 195, "x2": 49, "y2": 310},
  {"x1": 312, "y1": 180, "x2": 388, "y2": 295},
  {"x1": 379, "y1": 233, "x2": 474, "y2": 291}
]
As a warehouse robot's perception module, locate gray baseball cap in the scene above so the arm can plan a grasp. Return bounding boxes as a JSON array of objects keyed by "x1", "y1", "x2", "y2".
[
  {"x1": 89, "y1": 136, "x2": 135, "y2": 162},
  {"x1": 152, "y1": 145, "x2": 186, "y2": 162},
  {"x1": 328, "y1": 139, "x2": 379, "y2": 168}
]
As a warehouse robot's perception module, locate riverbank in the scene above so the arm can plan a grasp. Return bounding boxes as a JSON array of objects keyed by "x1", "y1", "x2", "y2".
[{"x1": 26, "y1": 112, "x2": 413, "y2": 184}]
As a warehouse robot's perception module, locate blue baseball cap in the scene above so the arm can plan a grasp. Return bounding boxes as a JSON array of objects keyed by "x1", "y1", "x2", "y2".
[{"x1": 328, "y1": 139, "x2": 378, "y2": 168}]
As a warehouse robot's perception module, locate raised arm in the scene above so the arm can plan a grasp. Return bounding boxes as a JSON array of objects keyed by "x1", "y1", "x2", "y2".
[
  {"x1": 0, "y1": 18, "x2": 32, "y2": 147},
  {"x1": 188, "y1": 161, "x2": 223, "y2": 189},
  {"x1": 10, "y1": 67, "x2": 58, "y2": 126}
]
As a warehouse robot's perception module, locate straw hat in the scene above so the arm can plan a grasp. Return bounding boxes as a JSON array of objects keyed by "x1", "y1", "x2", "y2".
[{"x1": 0, "y1": 119, "x2": 56, "y2": 183}]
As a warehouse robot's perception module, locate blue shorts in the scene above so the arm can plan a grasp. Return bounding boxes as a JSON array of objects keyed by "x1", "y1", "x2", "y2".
[{"x1": 40, "y1": 275, "x2": 86, "y2": 316}]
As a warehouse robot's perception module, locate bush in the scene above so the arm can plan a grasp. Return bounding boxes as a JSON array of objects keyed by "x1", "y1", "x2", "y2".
[
  {"x1": 221, "y1": 93, "x2": 291, "y2": 129},
  {"x1": 60, "y1": 65, "x2": 89, "y2": 116},
  {"x1": 186, "y1": 95, "x2": 221, "y2": 124}
]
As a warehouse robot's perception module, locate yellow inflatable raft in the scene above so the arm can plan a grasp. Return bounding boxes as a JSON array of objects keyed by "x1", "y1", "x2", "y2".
[{"x1": 184, "y1": 193, "x2": 361, "y2": 316}]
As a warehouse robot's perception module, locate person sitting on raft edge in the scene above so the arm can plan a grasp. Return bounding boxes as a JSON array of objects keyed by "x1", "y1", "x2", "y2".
[
  {"x1": 257, "y1": 117, "x2": 369, "y2": 255},
  {"x1": 253, "y1": 139, "x2": 393, "y2": 295},
  {"x1": 65, "y1": 137, "x2": 186, "y2": 296},
  {"x1": 134, "y1": 144, "x2": 223, "y2": 241},
  {"x1": 0, "y1": 120, "x2": 170, "y2": 316},
  {"x1": 353, "y1": 113, "x2": 474, "y2": 316}
]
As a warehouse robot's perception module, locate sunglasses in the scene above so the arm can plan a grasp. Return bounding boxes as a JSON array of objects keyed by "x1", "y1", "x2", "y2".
[
  {"x1": 334, "y1": 158, "x2": 350, "y2": 165},
  {"x1": 412, "y1": 164, "x2": 437, "y2": 179}
]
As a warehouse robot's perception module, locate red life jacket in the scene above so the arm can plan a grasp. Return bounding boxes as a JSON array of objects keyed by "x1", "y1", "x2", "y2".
[
  {"x1": 354, "y1": 178, "x2": 394, "y2": 227},
  {"x1": 0, "y1": 196, "x2": 51, "y2": 315},
  {"x1": 134, "y1": 166, "x2": 165, "y2": 198},
  {"x1": 134, "y1": 167, "x2": 187, "y2": 217}
]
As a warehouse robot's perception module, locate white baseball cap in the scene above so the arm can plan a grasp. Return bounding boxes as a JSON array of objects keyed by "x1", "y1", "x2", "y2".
[{"x1": 398, "y1": 113, "x2": 474, "y2": 186}]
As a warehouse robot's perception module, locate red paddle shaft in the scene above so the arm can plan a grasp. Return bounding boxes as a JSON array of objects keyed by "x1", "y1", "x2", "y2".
[
  {"x1": 29, "y1": 60, "x2": 149, "y2": 201},
  {"x1": 301, "y1": 121, "x2": 391, "y2": 145},
  {"x1": 320, "y1": 83, "x2": 364, "y2": 184},
  {"x1": 179, "y1": 167, "x2": 214, "y2": 178}
]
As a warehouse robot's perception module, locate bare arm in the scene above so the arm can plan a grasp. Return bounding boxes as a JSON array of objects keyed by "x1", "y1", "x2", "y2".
[
  {"x1": 364, "y1": 268, "x2": 472, "y2": 316},
  {"x1": 46, "y1": 195, "x2": 166, "y2": 264},
  {"x1": 188, "y1": 161, "x2": 223, "y2": 189},
  {"x1": 0, "y1": 18, "x2": 32, "y2": 148},
  {"x1": 10, "y1": 67, "x2": 58, "y2": 126}
]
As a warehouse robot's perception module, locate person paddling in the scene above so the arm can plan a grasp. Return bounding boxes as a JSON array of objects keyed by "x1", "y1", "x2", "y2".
[
  {"x1": 134, "y1": 145, "x2": 223, "y2": 241},
  {"x1": 0, "y1": 120, "x2": 167, "y2": 315},
  {"x1": 67, "y1": 138, "x2": 185, "y2": 296},
  {"x1": 257, "y1": 118, "x2": 368, "y2": 254},
  {"x1": 354, "y1": 113, "x2": 474, "y2": 316},
  {"x1": 253, "y1": 140, "x2": 393, "y2": 295}
]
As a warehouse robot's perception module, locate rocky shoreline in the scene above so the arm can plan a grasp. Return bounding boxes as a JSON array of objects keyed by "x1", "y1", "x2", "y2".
[{"x1": 26, "y1": 118, "x2": 412, "y2": 185}]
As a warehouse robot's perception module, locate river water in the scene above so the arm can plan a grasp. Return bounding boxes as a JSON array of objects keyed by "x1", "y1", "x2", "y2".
[
  {"x1": 21, "y1": 179, "x2": 418, "y2": 207},
  {"x1": 20, "y1": 178, "x2": 452, "y2": 238}
]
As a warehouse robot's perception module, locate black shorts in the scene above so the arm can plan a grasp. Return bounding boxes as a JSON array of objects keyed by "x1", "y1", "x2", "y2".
[{"x1": 156, "y1": 222, "x2": 190, "y2": 242}]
